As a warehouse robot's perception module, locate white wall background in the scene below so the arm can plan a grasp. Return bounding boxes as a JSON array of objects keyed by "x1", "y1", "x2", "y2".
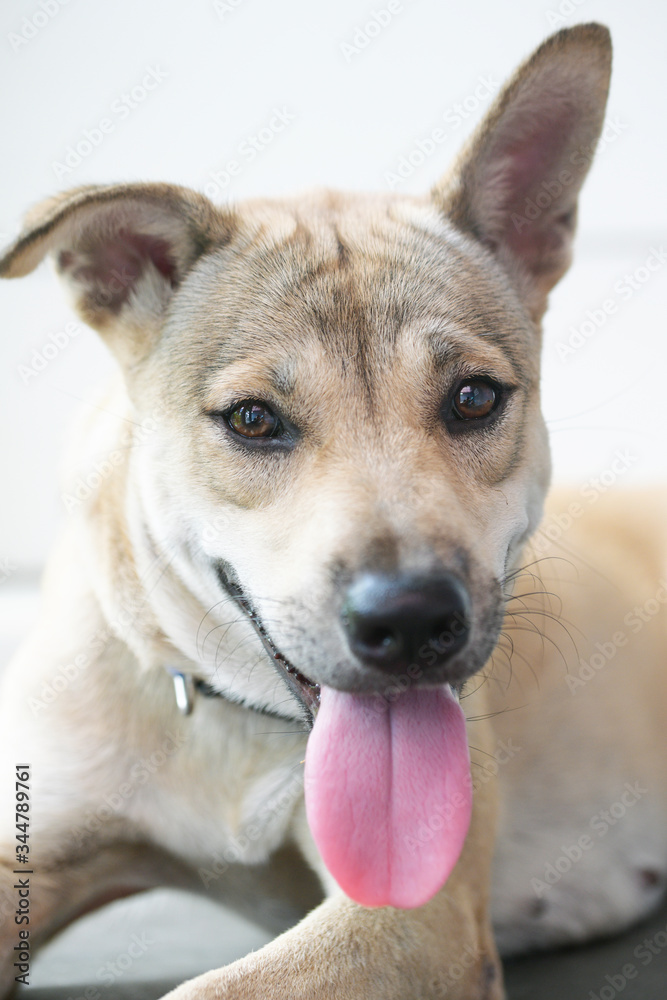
[{"x1": 0, "y1": 0, "x2": 665, "y2": 577}]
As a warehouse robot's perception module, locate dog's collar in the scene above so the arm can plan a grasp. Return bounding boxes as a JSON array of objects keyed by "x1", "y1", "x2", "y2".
[
  {"x1": 164, "y1": 561, "x2": 318, "y2": 723},
  {"x1": 166, "y1": 668, "x2": 221, "y2": 716},
  {"x1": 164, "y1": 666, "x2": 309, "y2": 725}
]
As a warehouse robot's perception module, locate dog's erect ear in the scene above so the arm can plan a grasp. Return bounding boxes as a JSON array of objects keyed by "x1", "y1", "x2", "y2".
[
  {"x1": 433, "y1": 24, "x2": 611, "y2": 320},
  {"x1": 0, "y1": 183, "x2": 233, "y2": 365}
]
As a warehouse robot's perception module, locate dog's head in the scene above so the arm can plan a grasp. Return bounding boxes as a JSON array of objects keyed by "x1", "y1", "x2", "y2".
[
  {"x1": 1, "y1": 24, "x2": 610, "y2": 905},
  {"x1": 1, "y1": 25, "x2": 611, "y2": 719},
  {"x1": 2, "y1": 26, "x2": 611, "y2": 718}
]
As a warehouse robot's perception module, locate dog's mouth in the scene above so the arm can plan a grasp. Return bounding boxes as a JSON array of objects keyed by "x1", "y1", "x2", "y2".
[
  {"x1": 215, "y1": 562, "x2": 320, "y2": 720},
  {"x1": 215, "y1": 563, "x2": 474, "y2": 720},
  {"x1": 215, "y1": 561, "x2": 473, "y2": 912}
]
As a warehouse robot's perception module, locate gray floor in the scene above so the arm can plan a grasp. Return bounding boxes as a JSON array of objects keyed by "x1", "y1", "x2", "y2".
[
  {"x1": 504, "y1": 900, "x2": 667, "y2": 999},
  {"x1": 14, "y1": 888, "x2": 667, "y2": 998},
  {"x1": 24, "y1": 890, "x2": 274, "y2": 997}
]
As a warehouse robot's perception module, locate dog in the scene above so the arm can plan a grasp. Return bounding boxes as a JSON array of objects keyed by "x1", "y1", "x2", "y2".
[{"x1": 1, "y1": 22, "x2": 665, "y2": 999}]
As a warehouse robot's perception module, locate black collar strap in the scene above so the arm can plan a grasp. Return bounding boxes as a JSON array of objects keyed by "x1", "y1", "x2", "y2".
[
  {"x1": 164, "y1": 666, "x2": 309, "y2": 726},
  {"x1": 164, "y1": 561, "x2": 317, "y2": 724}
]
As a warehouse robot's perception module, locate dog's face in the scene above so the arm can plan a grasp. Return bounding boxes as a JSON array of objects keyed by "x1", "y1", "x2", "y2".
[
  {"x1": 1, "y1": 26, "x2": 611, "y2": 724},
  {"x1": 138, "y1": 192, "x2": 549, "y2": 714}
]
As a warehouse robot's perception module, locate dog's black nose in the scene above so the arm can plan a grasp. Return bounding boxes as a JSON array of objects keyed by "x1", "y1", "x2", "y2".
[{"x1": 341, "y1": 572, "x2": 471, "y2": 675}]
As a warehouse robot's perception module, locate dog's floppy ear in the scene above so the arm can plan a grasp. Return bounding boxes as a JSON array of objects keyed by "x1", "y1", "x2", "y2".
[
  {"x1": 433, "y1": 23, "x2": 611, "y2": 320},
  {"x1": 0, "y1": 183, "x2": 233, "y2": 365}
]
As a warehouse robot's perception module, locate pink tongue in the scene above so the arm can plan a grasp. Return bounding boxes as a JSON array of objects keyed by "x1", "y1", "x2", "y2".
[{"x1": 304, "y1": 684, "x2": 471, "y2": 909}]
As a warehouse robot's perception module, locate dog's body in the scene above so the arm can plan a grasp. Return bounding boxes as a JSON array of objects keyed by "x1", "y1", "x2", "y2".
[{"x1": 1, "y1": 23, "x2": 665, "y2": 999}]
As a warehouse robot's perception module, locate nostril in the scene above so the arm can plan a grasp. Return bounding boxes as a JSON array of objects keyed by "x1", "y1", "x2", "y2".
[
  {"x1": 428, "y1": 613, "x2": 470, "y2": 653},
  {"x1": 358, "y1": 625, "x2": 400, "y2": 652}
]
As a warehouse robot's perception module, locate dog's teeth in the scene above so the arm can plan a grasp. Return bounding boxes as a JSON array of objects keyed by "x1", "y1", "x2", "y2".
[{"x1": 448, "y1": 684, "x2": 460, "y2": 704}]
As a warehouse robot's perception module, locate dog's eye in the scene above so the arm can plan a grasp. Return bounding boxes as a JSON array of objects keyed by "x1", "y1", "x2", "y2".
[
  {"x1": 226, "y1": 401, "x2": 282, "y2": 439},
  {"x1": 451, "y1": 379, "x2": 499, "y2": 421}
]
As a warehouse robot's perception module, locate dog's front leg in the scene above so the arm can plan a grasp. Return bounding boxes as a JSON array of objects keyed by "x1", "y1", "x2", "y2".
[
  {"x1": 161, "y1": 887, "x2": 501, "y2": 1000},
  {"x1": 0, "y1": 839, "x2": 197, "y2": 998},
  {"x1": 162, "y1": 740, "x2": 502, "y2": 1000}
]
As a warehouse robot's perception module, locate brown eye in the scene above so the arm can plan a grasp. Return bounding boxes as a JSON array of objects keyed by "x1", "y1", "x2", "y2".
[
  {"x1": 227, "y1": 401, "x2": 281, "y2": 438},
  {"x1": 452, "y1": 380, "x2": 498, "y2": 420}
]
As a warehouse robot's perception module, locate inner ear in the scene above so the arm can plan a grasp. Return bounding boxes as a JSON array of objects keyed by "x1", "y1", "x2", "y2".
[
  {"x1": 433, "y1": 24, "x2": 612, "y2": 319},
  {"x1": 490, "y1": 101, "x2": 581, "y2": 262},
  {"x1": 486, "y1": 104, "x2": 579, "y2": 235},
  {"x1": 57, "y1": 229, "x2": 180, "y2": 315}
]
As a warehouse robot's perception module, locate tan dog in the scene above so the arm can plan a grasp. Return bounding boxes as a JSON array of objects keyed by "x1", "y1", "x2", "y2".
[{"x1": 1, "y1": 23, "x2": 665, "y2": 999}]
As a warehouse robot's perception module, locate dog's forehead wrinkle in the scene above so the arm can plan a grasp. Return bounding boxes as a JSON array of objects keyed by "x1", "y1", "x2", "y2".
[
  {"x1": 286, "y1": 230, "x2": 531, "y2": 380},
  {"x1": 169, "y1": 190, "x2": 536, "y2": 407}
]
